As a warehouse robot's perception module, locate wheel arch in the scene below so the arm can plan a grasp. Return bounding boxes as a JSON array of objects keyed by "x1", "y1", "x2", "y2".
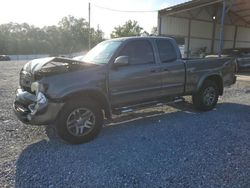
[
  {"x1": 61, "y1": 89, "x2": 112, "y2": 119},
  {"x1": 197, "y1": 74, "x2": 223, "y2": 95}
]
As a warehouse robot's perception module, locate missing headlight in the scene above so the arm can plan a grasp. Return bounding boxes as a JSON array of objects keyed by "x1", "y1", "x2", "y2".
[
  {"x1": 37, "y1": 92, "x2": 47, "y2": 104},
  {"x1": 28, "y1": 92, "x2": 48, "y2": 116}
]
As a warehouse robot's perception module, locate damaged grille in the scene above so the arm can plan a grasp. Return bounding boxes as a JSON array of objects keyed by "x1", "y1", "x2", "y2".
[{"x1": 20, "y1": 71, "x2": 33, "y2": 92}]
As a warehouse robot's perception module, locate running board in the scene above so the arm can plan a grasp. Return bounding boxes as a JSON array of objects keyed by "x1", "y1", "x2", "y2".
[{"x1": 113, "y1": 97, "x2": 185, "y2": 115}]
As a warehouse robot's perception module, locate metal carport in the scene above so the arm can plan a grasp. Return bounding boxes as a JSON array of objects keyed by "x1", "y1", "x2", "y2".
[{"x1": 158, "y1": 0, "x2": 250, "y2": 57}]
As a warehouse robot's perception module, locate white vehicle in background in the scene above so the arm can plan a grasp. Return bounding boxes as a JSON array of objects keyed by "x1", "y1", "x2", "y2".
[{"x1": 179, "y1": 45, "x2": 185, "y2": 58}]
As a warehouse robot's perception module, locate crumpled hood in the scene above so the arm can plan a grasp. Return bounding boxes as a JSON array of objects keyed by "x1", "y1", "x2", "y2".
[
  {"x1": 19, "y1": 57, "x2": 102, "y2": 91},
  {"x1": 22, "y1": 57, "x2": 96, "y2": 75},
  {"x1": 23, "y1": 57, "x2": 55, "y2": 74}
]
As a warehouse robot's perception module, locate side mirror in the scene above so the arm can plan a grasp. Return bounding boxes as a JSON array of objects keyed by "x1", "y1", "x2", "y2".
[{"x1": 113, "y1": 56, "x2": 129, "y2": 68}]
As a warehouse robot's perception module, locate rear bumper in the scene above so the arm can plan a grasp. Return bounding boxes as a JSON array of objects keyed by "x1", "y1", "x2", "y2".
[
  {"x1": 238, "y1": 61, "x2": 250, "y2": 69},
  {"x1": 224, "y1": 75, "x2": 237, "y2": 88},
  {"x1": 13, "y1": 89, "x2": 64, "y2": 125}
]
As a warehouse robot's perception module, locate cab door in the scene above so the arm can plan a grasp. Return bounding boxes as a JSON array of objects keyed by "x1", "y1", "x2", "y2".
[
  {"x1": 108, "y1": 39, "x2": 162, "y2": 107},
  {"x1": 155, "y1": 39, "x2": 186, "y2": 96}
]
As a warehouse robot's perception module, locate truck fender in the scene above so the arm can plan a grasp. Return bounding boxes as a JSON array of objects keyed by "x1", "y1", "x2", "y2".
[
  {"x1": 196, "y1": 74, "x2": 224, "y2": 95},
  {"x1": 61, "y1": 89, "x2": 112, "y2": 120}
]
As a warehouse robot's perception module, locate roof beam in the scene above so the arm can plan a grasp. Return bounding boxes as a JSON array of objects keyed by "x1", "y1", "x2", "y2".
[
  {"x1": 231, "y1": 1, "x2": 248, "y2": 7},
  {"x1": 240, "y1": 14, "x2": 250, "y2": 18},
  {"x1": 233, "y1": 7, "x2": 250, "y2": 13},
  {"x1": 159, "y1": 0, "x2": 223, "y2": 16},
  {"x1": 228, "y1": 12, "x2": 234, "y2": 24},
  {"x1": 229, "y1": 10, "x2": 250, "y2": 25},
  {"x1": 193, "y1": 7, "x2": 204, "y2": 19}
]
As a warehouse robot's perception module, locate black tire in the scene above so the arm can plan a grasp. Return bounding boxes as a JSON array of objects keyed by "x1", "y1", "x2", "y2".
[
  {"x1": 192, "y1": 80, "x2": 219, "y2": 111},
  {"x1": 55, "y1": 98, "x2": 103, "y2": 144}
]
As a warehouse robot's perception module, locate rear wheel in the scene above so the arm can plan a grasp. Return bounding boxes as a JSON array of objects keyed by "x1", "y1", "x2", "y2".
[
  {"x1": 192, "y1": 80, "x2": 219, "y2": 111},
  {"x1": 56, "y1": 98, "x2": 103, "y2": 144}
]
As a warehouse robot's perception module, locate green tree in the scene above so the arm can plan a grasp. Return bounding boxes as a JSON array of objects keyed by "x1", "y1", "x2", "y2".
[
  {"x1": 91, "y1": 28, "x2": 104, "y2": 47},
  {"x1": 151, "y1": 27, "x2": 158, "y2": 35},
  {"x1": 110, "y1": 20, "x2": 143, "y2": 38},
  {"x1": 0, "y1": 15, "x2": 104, "y2": 55},
  {"x1": 58, "y1": 15, "x2": 89, "y2": 53}
]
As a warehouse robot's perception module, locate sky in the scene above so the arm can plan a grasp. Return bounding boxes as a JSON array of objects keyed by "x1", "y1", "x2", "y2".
[{"x1": 0, "y1": 0, "x2": 188, "y2": 38}]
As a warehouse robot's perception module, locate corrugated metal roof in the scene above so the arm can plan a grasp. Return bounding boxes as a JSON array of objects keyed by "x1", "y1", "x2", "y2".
[
  {"x1": 230, "y1": 0, "x2": 250, "y2": 24},
  {"x1": 159, "y1": 0, "x2": 223, "y2": 15},
  {"x1": 159, "y1": 0, "x2": 250, "y2": 25}
]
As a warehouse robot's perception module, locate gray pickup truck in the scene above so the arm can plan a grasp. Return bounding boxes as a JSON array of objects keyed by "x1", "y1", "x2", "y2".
[{"x1": 13, "y1": 37, "x2": 236, "y2": 144}]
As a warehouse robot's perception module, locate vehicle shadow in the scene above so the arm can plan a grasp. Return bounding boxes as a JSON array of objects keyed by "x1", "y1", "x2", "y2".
[
  {"x1": 15, "y1": 102, "x2": 250, "y2": 187},
  {"x1": 106, "y1": 98, "x2": 196, "y2": 126}
]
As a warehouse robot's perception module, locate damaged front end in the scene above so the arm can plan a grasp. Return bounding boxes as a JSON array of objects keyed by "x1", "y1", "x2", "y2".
[
  {"x1": 13, "y1": 56, "x2": 97, "y2": 125},
  {"x1": 13, "y1": 88, "x2": 64, "y2": 125},
  {"x1": 13, "y1": 57, "x2": 72, "y2": 125}
]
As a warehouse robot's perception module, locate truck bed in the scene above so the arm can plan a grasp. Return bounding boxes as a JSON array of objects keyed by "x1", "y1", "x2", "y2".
[{"x1": 184, "y1": 57, "x2": 236, "y2": 94}]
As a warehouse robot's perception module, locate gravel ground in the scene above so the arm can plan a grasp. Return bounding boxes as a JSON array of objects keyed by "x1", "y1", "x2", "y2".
[{"x1": 0, "y1": 61, "x2": 250, "y2": 187}]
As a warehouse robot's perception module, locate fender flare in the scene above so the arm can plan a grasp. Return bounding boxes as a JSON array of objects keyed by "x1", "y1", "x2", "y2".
[
  {"x1": 60, "y1": 88, "x2": 112, "y2": 119},
  {"x1": 196, "y1": 73, "x2": 224, "y2": 95}
]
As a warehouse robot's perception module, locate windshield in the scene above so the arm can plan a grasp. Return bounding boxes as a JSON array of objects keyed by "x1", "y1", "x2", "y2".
[{"x1": 82, "y1": 40, "x2": 122, "y2": 64}]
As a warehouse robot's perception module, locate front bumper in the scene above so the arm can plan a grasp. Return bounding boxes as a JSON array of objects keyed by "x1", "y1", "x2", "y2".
[{"x1": 13, "y1": 89, "x2": 64, "y2": 125}]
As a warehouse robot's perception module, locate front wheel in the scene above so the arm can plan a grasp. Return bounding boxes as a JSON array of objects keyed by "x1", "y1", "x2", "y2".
[
  {"x1": 192, "y1": 80, "x2": 219, "y2": 111},
  {"x1": 56, "y1": 98, "x2": 103, "y2": 144}
]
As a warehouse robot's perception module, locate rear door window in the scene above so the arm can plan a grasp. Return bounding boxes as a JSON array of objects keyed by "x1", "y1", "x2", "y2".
[{"x1": 156, "y1": 39, "x2": 177, "y2": 63}]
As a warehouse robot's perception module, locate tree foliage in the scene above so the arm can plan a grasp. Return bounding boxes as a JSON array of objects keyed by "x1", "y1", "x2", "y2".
[
  {"x1": 151, "y1": 27, "x2": 158, "y2": 35},
  {"x1": 0, "y1": 15, "x2": 104, "y2": 55},
  {"x1": 110, "y1": 20, "x2": 143, "y2": 38}
]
